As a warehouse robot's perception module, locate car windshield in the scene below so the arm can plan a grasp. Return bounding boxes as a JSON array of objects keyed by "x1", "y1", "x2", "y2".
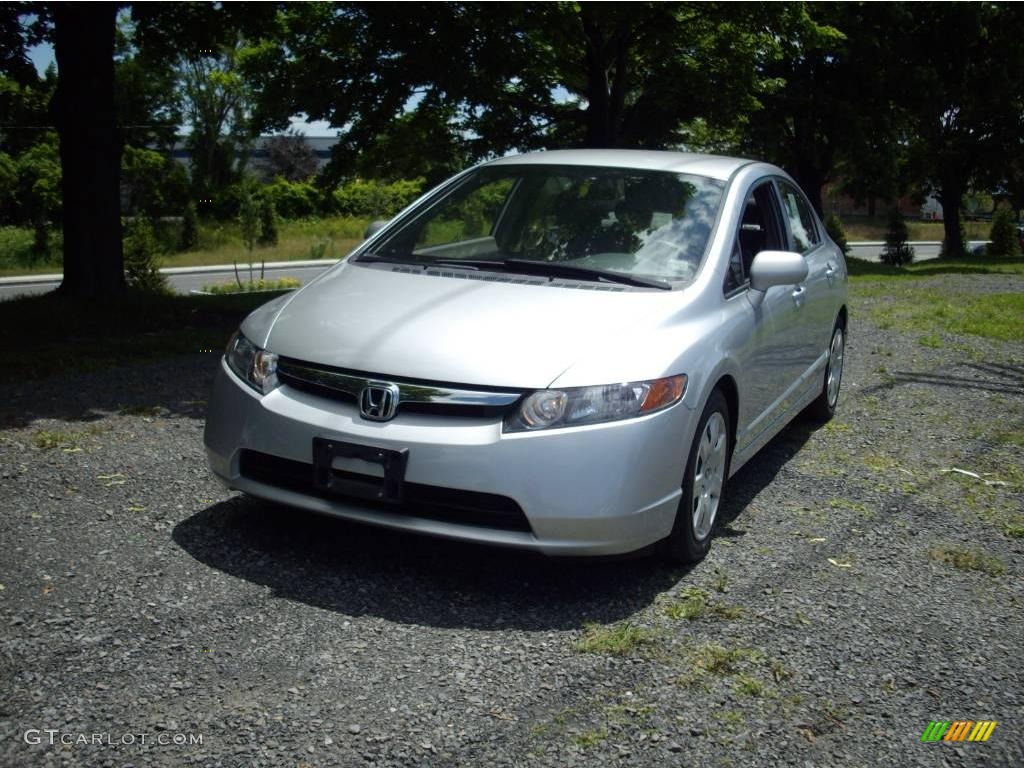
[{"x1": 362, "y1": 164, "x2": 726, "y2": 285}]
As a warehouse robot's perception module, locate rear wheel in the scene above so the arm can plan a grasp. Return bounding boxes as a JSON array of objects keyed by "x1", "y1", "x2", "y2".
[
  {"x1": 807, "y1": 323, "x2": 845, "y2": 420},
  {"x1": 664, "y1": 390, "x2": 730, "y2": 564}
]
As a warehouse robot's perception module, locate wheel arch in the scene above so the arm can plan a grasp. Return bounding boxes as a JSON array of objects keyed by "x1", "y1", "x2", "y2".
[{"x1": 710, "y1": 373, "x2": 739, "y2": 467}]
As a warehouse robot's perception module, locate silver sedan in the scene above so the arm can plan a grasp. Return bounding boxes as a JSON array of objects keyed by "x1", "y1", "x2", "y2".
[{"x1": 204, "y1": 150, "x2": 847, "y2": 563}]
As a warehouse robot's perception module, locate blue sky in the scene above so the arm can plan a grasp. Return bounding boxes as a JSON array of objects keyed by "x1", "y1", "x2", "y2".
[{"x1": 27, "y1": 40, "x2": 336, "y2": 137}]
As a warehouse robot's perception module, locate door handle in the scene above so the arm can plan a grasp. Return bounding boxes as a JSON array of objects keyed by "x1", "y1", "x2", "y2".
[
  {"x1": 791, "y1": 284, "x2": 806, "y2": 305},
  {"x1": 825, "y1": 262, "x2": 836, "y2": 282}
]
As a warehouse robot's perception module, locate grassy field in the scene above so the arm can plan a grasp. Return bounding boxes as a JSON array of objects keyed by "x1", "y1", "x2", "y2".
[
  {"x1": 847, "y1": 255, "x2": 1024, "y2": 343},
  {"x1": 0, "y1": 217, "x2": 369, "y2": 278},
  {"x1": 839, "y1": 216, "x2": 990, "y2": 241}
]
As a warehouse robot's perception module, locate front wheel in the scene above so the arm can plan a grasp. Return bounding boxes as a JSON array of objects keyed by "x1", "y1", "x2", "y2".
[
  {"x1": 807, "y1": 323, "x2": 845, "y2": 421},
  {"x1": 663, "y1": 390, "x2": 730, "y2": 564}
]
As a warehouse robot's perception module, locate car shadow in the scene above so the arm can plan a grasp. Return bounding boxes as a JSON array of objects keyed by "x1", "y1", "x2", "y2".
[
  {"x1": 172, "y1": 494, "x2": 691, "y2": 632},
  {"x1": 0, "y1": 354, "x2": 218, "y2": 429},
  {"x1": 715, "y1": 415, "x2": 818, "y2": 532}
]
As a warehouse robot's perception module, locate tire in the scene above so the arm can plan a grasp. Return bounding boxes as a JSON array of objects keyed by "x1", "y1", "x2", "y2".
[
  {"x1": 663, "y1": 390, "x2": 730, "y2": 565},
  {"x1": 806, "y1": 322, "x2": 846, "y2": 421}
]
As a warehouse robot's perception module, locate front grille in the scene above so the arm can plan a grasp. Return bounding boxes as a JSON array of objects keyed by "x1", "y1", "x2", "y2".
[
  {"x1": 239, "y1": 450, "x2": 532, "y2": 533},
  {"x1": 276, "y1": 358, "x2": 523, "y2": 418}
]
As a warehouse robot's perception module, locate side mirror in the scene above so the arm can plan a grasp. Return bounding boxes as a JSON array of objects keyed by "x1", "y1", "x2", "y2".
[
  {"x1": 750, "y1": 250, "x2": 808, "y2": 291},
  {"x1": 748, "y1": 250, "x2": 808, "y2": 307},
  {"x1": 364, "y1": 219, "x2": 389, "y2": 240}
]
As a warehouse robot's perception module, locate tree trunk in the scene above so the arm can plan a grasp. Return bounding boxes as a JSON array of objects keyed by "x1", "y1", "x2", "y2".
[
  {"x1": 938, "y1": 180, "x2": 965, "y2": 258},
  {"x1": 580, "y1": 9, "x2": 612, "y2": 148},
  {"x1": 52, "y1": 3, "x2": 124, "y2": 298}
]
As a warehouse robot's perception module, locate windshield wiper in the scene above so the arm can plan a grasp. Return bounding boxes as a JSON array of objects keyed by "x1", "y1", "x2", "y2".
[
  {"x1": 500, "y1": 259, "x2": 672, "y2": 290},
  {"x1": 353, "y1": 255, "x2": 426, "y2": 266},
  {"x1": 357, "y1": 255, "x2": 672, "y2": 290}
]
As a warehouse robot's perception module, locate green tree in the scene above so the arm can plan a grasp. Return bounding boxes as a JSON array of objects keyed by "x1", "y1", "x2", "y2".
[
  {"x1": 880, "y1": 209, "x2": 914, "y2": 267},
  {"x1": 179, "y1": 200, "x2": 199, "y2": 251},
  {"x1": 896, "y1": 3, "x2": 1024, "y2": 258},
  {"x1": 238, "y1": 187, "x2": 261, "y2": 286},
  {"x1": 257, "y1": 197, "x2": 278, "y2": 254},
  {"x1": 121, "y1": 145, "x2": 188, "y2": 218},
  {"x1": 824, "y1": 214, "x2": 849, "y2": 256},
  {"x1": 123, "y1": 217, "x2": 168, "y2": 293},
  {"x1": 15, "y1": 134, "x2": 61, "y2": 225},
  {"x1": 988, "y1": 203, "x2": 1021, "y2": 257},
  {"x1": 267, "y1": 3, "x2": 783, "y2": 177}
]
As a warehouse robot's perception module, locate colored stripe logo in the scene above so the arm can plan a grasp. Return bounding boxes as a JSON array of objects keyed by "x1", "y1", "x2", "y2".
[{"x1": 921, "y1": 721, "x2": 997, "y2": 742}]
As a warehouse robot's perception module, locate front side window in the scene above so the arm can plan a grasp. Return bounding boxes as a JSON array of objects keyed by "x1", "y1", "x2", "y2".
[
  {"x1": 777, "y1": 180, "x2": 820, "y2": 253},
  {"x1": 725, "y1": 182, "x2": 785, "y2": 293},
  {"x1": 366, "y1": 165, "x2": 726, "y2": 285}
]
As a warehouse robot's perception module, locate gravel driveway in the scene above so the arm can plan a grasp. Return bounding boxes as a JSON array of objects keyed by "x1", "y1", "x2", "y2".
[{"x1": 1, "y1": 274, "x2": 1022, "y2": 767}]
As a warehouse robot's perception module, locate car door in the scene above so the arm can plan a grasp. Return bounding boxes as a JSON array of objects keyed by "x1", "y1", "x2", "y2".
[
  {"x1": 727, "y1": 180, "x2": 808, "y2": 449},
  {"x1": 774, "y1": 178, "x2": 834, "y2": 373}
]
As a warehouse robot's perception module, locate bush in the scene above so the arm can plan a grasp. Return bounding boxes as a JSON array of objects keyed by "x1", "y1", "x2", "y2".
[
  {"x1": 179, "y1": 201, "x2": 199, "y2": 251},
  {"x1": 880, "y1": 209, "x2": 914, "y2": 266},
  {"x1": 331, "y1": 178, "x2": 425, "y2": 218},
  {"x1": 987, "y1": 203, "x2": 1021, "y2": 257},
  {"x1": 262, "y1": 177, "x2": 320, "y2": 219},
  {"x1": 824, "y1": 214, "x2": 850, "y2": 255},
  {"x1": 257, "y1": 198, "x2": 279, "y2": 246},
  {"x1": 123, "y1": 218, "x2": 169, "y2": 293}
]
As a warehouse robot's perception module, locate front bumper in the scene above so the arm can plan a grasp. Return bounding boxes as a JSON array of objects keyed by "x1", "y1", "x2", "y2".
[{"x1": 203, "y1": 359, "x2": 696, "y2": 556}]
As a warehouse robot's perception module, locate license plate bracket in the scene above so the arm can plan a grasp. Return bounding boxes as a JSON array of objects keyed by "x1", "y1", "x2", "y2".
[{"x1": 312, "y1": 437, "x2": 408, "y2": 503}]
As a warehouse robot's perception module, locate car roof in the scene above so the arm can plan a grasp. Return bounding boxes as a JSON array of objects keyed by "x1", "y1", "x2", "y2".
[{"x1": 484, "y1": 149, "x2": 755, "y2": 182}]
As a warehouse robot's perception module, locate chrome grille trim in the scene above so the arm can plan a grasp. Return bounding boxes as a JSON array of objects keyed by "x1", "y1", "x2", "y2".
[{"x1": 277, "y1": 359, "x2": 524, "y2": 408}]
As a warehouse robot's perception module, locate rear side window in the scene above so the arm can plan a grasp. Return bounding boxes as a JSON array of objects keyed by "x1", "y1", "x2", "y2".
[{"x1": 777, "y1": 180, "x2": 820, "y2": 253}]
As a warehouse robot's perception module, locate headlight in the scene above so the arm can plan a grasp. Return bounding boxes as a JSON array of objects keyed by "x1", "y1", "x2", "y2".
[
  {"x1": 225, "y1": 331, "x2": 279, "y2": 394},
  {"x1": 503, "y1": 375, "x2": 686, "y2": 432}
]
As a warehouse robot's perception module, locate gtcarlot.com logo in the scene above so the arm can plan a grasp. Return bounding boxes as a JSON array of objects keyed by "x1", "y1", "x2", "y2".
[
  {"x1": 24, "y1": 729, "x2": 203, "y2": 747},
  {"x1": 920, "y1": 721, "x2": 997, "y2": 743}
]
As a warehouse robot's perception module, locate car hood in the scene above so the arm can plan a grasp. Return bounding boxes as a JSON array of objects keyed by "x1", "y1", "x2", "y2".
[{"x1": 256, "y1": 261, "x2": 686, "y2": 389}]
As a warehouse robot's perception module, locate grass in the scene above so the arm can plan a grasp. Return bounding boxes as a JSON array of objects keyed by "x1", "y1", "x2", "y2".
[
  {"x1": 688, "y1": 644, "x2": 761, "y2": 675},
  {"x1": 0, "y1": 290, "x2": 282, "y2": 383},
  {"x1": 200, "y1": 277, "x2": 301, "y2": 294},
  {"x1": 575, "y1": 622, "x2": 656, "y2": 656},
  {"x1": 32, "y1": 424, "x2": 109, "y2": 450},
  {"x1": 840, "y1": 215, "x2": 990, "y2": 242},
  {"x1": 662, "y1": 586, "x2": 744, "y2": 621},
  {"x1": 571, "y1": 729, "x2": 608, "y2": 748},
  {"x1": 847, "y1": 255, "x2": 1024, "y2": 342},
  {"x1": 927, "y1": 543, "x2": 1008, "y2": 576}
]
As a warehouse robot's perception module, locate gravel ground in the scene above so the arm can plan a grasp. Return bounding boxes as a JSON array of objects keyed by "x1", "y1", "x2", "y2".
[{"x1": 1, "y1": 273, "x2": 1022, "y2": 768}]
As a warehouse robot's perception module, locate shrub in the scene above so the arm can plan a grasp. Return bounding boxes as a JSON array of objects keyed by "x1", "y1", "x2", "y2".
[
  {"x1": 123, "y1": 218, "x2": 169, "y2": 293},
  {"x1": 331, "y1": 178, "x2": 425, "y2": 218},
  {"x1": 880, "y1": 209, "x2": 914, "y2": 266},
  {"x1": 987, "y1": 202, "x2": 1021, "y2": 257},
  {"x1": 262, "y1": 177, "x2": 320, "y2": 219},
  {"x1": 257, "y1": 198, "x2": 279, "y2": 246},
  {"x1": 179, "y1": 201, "x2": 199, "y2": 251},
  {"x1": 824, "y1": 213, "x2": 850, "y2": 255}
]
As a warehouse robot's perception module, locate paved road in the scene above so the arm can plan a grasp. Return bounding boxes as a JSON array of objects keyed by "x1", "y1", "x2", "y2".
[
  {"x1": 0, "y1": 240, "x2": 982, "y2": 302},
  {"x1": 0, "y1": 261, "x2": 338, "y2": 302}
]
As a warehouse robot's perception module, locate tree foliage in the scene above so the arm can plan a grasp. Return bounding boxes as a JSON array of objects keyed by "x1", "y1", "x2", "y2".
[
  {"x1": 880, "y1": 209, "x2": 914, "y2": 267},
  {"x1": 262, "y1": 132, "x2": 318, "y2": 182},
  {"x1": 988, "y1": 203, "x2": 1021, "y2": 257}
]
